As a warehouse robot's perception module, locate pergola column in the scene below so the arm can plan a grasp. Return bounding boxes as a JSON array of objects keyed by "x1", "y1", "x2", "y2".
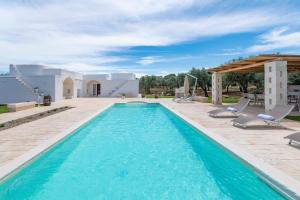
[
  {"x1": 212, "y1": 72, "x2": 222, "y2": 104},
  {"x1": 264, "y1": 61, "x2": 287, "y2": 112}
]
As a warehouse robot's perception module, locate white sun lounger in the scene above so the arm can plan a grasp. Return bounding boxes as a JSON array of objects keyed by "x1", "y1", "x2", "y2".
[
  {"x1": 284, "y1": 132, "x2": 300, "y2": 145},
  {"x1": 208, "y1": 97, "x2": 250, "y2": 117},
  {"x1": 232, "y1": 105, "x2": 295, "y2": 128}
]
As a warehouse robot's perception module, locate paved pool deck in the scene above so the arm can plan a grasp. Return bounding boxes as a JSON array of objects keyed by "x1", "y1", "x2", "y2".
[
  {"x1": 0, "y1": 98, "x2": 119, "y2": 167},
  {"x1": 0, "y1": 98, "x2": 300, "y2": 196},
  {"x1": 162, "y1": 100, "x2": 300, "y2": 180}
]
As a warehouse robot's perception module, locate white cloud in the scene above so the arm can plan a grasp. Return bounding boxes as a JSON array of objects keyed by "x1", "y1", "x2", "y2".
[
  {"x1": 137, "y1": 56, "x2": 163, "y2": 65},
  {"x1": 47, "y1": 63, "x2": 112, "y2": 73},
  {"x1": 0, "y1": 0, "x2": 299, "y2": 73},
  {"x1": 247, "y1": 27, "x2": 300, "y2": 52},
  {"x1": 136, "y1": 55, "x2": 195, "y2": 65},
  {"x1": 211, "y1": 48, "x2": 243, "y2": 56}
]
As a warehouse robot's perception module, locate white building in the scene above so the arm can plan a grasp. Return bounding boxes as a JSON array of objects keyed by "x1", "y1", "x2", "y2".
[{"x1": 0, "y1": 64, "x2": 139, "y2": 103}]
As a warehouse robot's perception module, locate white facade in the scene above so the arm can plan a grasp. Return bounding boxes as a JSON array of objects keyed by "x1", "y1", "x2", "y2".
[{"x1": 0, "y1": 64, "x2": 139, "y2": 103}]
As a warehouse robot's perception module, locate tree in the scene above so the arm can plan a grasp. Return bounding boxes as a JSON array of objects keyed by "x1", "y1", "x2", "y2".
[
  {"x1": 139, "y1": 76, "x2": 146, "y2": 94},
  {"x1": 139, "y1": 68, "x2": 211, "y2": 96},
  {"x1": 189, "y1": 67, "x2": 210, "y2": 97},
  {"x1": 164, "y1": 74, "x2": 177, "y2": 90},
  {"x1": 139, "y1": 75, "x2": 157, "y2": 94},
  {"x1": 221, "y1": 72, "x2": 256, "y2": 93},
  {"x1": 235, "y1": 73, "x2": 256, "y2": 93},
  {"x1": 289, "y1": 72, "x2": 300, "y2": 85},
  {"x1": 222, "y1": 73, "x2": 236, "y2": 94},
  {"x1": 155, "y1": 76, "x2": 164, "y2": 88},
  {"x1": 252, "y1": 73, "x2": 264, "y2": 92},
  {"x1": 176, "y1": 73, "x2": 185, "y2": 88}
]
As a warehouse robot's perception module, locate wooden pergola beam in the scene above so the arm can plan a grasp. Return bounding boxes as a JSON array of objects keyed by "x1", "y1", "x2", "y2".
[
  {"x1": 208, "y1": 54, "x2": 300, "y2": 73},
  {"x1": 214, "y1": 60, "x2": 275, "y2": 73}
]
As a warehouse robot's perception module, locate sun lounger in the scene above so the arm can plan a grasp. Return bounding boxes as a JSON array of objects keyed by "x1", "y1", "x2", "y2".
[
  {"x1": 232, "y1": 105, "x2": 294, "y2": 128},
  {"x1": 284, "y1": 132, "x2": 300, "y2": 144},
  {"x1": 208, "y1": 97, "x2": 250, "y2": 117}
]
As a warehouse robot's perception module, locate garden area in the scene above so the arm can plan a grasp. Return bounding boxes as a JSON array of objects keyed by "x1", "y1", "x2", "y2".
[
  {"x1": 139, "y1": 67, "x2": 265, "y2": 101},
  {"x1": 285, "y1": 115, "x2": 300, "y2": 122},
  {"x1": 207, "y1": 96, "x2": 240, "y2": 104},
  {"x1": 0, "y1": 104, "x2": 8, "y2": 114}
]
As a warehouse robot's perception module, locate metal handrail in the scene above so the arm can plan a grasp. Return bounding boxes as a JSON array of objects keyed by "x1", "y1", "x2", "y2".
[
  {"x1": 109, "y1": 80, "x2": 129, "y2": 96},
  {"x1": 11, "y1": 65, "x2": 36, "y2": 94}
]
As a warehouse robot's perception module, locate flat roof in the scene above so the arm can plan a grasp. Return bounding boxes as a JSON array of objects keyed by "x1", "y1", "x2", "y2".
[{"x1": 208, "y1": 54, "x2": 300, "y2": 73}]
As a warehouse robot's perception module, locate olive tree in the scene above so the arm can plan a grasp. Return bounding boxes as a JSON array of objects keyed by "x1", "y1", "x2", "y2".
[{"x1": 189, "y1": 67, "x2": 211, "y2": 97}]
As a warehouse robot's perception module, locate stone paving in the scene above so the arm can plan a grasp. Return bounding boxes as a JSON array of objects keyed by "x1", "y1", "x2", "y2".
[
  {"x1": 0, "y1": 98, "x2": 300, "y2": 184},
  {"x1": 163, "y1": 100, "x2": 300, "y2": 182},
  {"x1": 0, "y1": 103, "x2": 65, "y2": 124},
  {"x1": 0, "y1": 98, "x2": 118, "y2": 166}
]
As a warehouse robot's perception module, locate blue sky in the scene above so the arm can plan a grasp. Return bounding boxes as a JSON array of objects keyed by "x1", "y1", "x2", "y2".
[{"x1": 0, "y1": 0, "x2": 300, "y2": 76}]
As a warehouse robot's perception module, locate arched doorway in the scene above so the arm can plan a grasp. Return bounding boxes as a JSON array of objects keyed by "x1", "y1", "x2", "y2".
[
  {"x1": 63, "y1": 77, "x2": 74, "y2": 99},
  {"x1": 87, "y1": 80, "x2": 101, "y2": 96}
]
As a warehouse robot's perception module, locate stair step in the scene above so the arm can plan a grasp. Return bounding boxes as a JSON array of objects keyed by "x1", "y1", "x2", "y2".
[
  {"x1": 109, "y1": 81, "x2": 129, "y2": 96},
  {"x1": 15, "y1": 76, "x2": 35, "y2": 93}
]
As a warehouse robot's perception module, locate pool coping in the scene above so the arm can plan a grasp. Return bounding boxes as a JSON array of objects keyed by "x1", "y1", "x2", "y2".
[
  {"x1": 0, "y1": 103, "x2": 114, "y2": 182},
  {"x1": 160, "y1": 102, "x2": 300, "y2": 199}
]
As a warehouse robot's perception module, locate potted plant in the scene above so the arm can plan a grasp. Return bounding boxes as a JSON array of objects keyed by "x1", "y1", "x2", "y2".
[
  {"x1": 43, "y1": 95, "x2": 52, "y2": 106},
  {"x1": 121, "y1": 93, "x2": 126, "y2": 99}
]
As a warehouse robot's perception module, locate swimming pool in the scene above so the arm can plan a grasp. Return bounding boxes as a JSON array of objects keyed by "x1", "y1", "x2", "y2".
[{"x1": 0, "y1": 103, "x2": 287, "y2": 199}]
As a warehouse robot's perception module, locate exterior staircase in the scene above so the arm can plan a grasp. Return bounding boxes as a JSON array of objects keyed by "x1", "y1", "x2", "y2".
[
  {"x1": 11, "y1": 65, "x2": 40, "y2": 96},
  {"x1": 15, "y1": 77, "x2": 35, "y2": 94},
  {"x1": 108, "y1": 81, "x2": 129, "y2": 97}
]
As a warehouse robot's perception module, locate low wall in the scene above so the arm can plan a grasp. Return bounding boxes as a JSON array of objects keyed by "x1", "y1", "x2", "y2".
[{"x1": 7, "y1": 102, "x2": 35, "y2": 112}]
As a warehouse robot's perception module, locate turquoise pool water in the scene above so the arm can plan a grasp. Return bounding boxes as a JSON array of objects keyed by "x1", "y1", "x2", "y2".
[{"x1": 0, "y1": 103, "x2": 286, "y2": 199}]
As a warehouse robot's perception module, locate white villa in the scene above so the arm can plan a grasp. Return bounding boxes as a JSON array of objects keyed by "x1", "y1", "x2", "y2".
[{"x1": 0, "y1": 64, "x2": 139, "y2": 103}]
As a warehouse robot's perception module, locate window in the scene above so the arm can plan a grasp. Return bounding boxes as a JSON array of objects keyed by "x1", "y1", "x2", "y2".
[{"x1": 280, "y1": 82, "x2": 282, "y2": 88}]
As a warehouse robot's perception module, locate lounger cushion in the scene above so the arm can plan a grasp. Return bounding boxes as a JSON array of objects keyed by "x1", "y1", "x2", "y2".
[
  {"x1": 226, "y1": 107, "x2": 238, "y2": 112},
  {"x1": 257, "y1": 114, "x2": 275, "y2": 121}
]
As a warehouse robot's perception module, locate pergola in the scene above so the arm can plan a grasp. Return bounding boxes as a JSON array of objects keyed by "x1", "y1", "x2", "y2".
[{"x1": 208, "y1": 54, "x2": 300, "y2": 111}]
